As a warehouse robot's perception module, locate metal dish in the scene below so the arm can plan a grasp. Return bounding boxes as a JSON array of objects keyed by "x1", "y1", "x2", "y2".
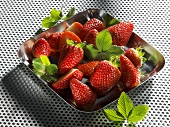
[{"x1": 18, "y1": 9, "x2": 165, "y2": 112}]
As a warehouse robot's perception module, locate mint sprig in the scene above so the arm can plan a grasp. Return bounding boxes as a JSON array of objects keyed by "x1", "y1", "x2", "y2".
[
  {"x1": 32, "y1": 55, "x2": 58, "y2": 82},
  {"x1": 42, "y1": 7, "x2": 76, "y2": 28},
  {"x1": 103, "y1": 92, "x2": 149, "y2": 125},
  {"x1": 84, "y1": 30, "x2": 124, "y2": 60},
  {"x1": 102, "y1": 13, "x2": 120, "y2": 28}
]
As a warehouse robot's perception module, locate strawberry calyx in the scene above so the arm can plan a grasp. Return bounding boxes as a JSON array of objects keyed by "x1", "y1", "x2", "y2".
[
  {"x1": 109, "y1": 56, "x2": 120, "y2": 68},
  {"x1": 135, "y1": 46, "x2": 147, "y2": 63},
  {"x1": 66, "y1": 39, "x2": 86, "y2": 48}
]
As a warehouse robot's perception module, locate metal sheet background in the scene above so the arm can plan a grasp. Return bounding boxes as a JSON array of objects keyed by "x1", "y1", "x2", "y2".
[{"x1": 0, "y1": 0, "x2": 169, "y2": 127}]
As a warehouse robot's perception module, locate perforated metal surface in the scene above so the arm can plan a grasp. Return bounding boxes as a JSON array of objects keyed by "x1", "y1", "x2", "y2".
[{"x1": 0, "y1": 0, "x2": 169, "y2": 127}]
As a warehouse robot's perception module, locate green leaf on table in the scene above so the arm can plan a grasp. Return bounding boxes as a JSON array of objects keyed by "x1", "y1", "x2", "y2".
[
  {"x1": 103, "y1": 109, "x2": 125, "y2": 122},
  {"x1": 117, "y1": 92, "x2": 134, "y2": 119},
  {"x1": 127, "y1": 105, "x2": 149, "y2": 123},
  {"x1": 46, "y1": 64, "x2": 58, "y2": 75},
  {"x1": 62, "y1": 7, "x2": 76, "y2": 20},
  {"x1": 84, "y1": 44, "x2": 99, "y2": 60},
  {"x1": 40, "y1": 55, "x2": 51, "y2": 66},
  {"x1": 96, "y1": 30, "x2": 112, "y2": 52}
]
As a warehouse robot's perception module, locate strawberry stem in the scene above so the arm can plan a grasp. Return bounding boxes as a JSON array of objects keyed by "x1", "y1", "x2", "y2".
[{"x1": 109, "y1": 56, "x2": 120, "y2": 68}]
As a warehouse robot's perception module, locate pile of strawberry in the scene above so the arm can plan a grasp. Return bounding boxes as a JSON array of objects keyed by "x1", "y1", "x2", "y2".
[{"x1": 32, "y1": 18, "x2": 146, "y2": 109}]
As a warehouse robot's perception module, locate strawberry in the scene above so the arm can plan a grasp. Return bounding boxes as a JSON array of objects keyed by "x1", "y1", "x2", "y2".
[
  {"x1": 77, "y1": 61, "x2": 100, "y2": 77},
  {"x1": 59, "y1": 31, "x2": 81, "y2": 50},
  {"x1": 70, "y1": 78, "x2": 96, "y2": 108},
  {"x1": 32, "y1": 38, "x2": 51, "y2": 58},
  {"x1": 124, "y1": 47, "x2": 146, "y2": 68},
  {"x1": 58, "y1": 43, "x2": 85, "y2": 75},
  {"x1": 90, "y1": 60, "x2": 121, "y2": 96},
  {"x1": 107, "y1": 21, "x2": 134, "y2": 46},
  {"x1": 119, "y1": 55, "x2": 140, "y2": 89},
  {"x1": 80, "y1": 18, "x2": 104, "y2": 40},
  {"x1": 52, "y1": 69, "x2": 83, "y2": 89},
  {"x1": 83, "y1": 29, "x2": 98, "y2": 46},
  {"x1": 46, "y1": 32, "x2": 62, "y2": 51},
  {"x1": 66, "y1": 22, "x2": 83, "y2": 37}
]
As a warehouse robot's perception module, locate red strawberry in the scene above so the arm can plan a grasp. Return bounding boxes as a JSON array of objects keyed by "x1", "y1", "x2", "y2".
[
  {"x1": 70, "y1": 78, "x2": 96, "y2": 108},
  {"x1": 80, "y1": 18, "x2": 104, "y2": 40},
  {"x1": 83, "y1": 29, "x2": 98, "y2": 46},
  {"x1": 58, "y1": 43, "x2": 85, "y2": 75},
  {"x1": 107, "y1": 21, "x2": 134, "y2": 46},
  {"x1": 46, "y1": 32, "x2": 62, "y2": 51},
  {"x1": 90, "y1": 60, "x2": 121, "y2": 96},
  {"x1": 66, "y1": 22, "x2": 83, "y2": 37},
  {"x1": 124, "y1": 47, "x2": 146, "y2": 68},
  {"x1": 77, "y1": 61, "x2": 100, "y2": 77},
  {"x1": 120, "y1": 55, "x2": 140, "y2": 89},
  {"x1": 59, "y1": 31, "x2": 81, "y2": 51},
  {"x1": 32, "y1": 38, "x2": 51, "y2": 58},
  {"x1": 52, "y1": 69, "x2": 83, "y2": 89}
]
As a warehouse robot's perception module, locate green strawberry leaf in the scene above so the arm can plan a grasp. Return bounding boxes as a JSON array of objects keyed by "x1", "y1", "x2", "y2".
[
  {"x1": 127, "y1": 105, "x2": 149, "y2": 123},
  {"x1": 84, "y1": 44, "x2": 100, "y2": 60},
  {"x1": 40, "y1": 55, "x2": 51, "y2": 66},
  {"x1": 33, "y1": 68, "x2": 45, "y2": 76},
  {"x1": 109, "y1": 56, "x2": 120, "y2": 68},
  {"x1": 66, "y1": 39, "x2": 75, "y2": 45},
  {"x1": 135, "y1": 46, "x2": 147, "y2": 63},
  {"x1": 103, "y1": 109, "x2": 125, "y2": 122},
  {"x1": 96, "y1": 30, "x2": 112, "y2": 52},
  {"x1": 46, "y1": 64, "x2": 58, "y2": 75},
  {"x1": 62, "y1": 7, "x2": 76, "y2": 20},
  {"x1": 117, "y1": 92, "x2": 133, "y2": 119},
  {"x1": 102, "y1": 13, "x2": 120, "y2": 28},
  {"x1": 32, "y1": 58, "x2": 46, "y2": 71}
]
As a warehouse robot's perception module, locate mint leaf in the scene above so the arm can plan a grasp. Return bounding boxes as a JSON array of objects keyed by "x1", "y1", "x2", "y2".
[
  {"x1": 50, "y1": 9, "x2": 62, "y2": 20},
  {"x1": 103, "y1": 109, "x2": 125, "y2": 122},
  {"x1": 128, "y1": 105, "x2": 149, "y2": 123},
  {"x1": 84, "y1": 44, "x2": 99, "y2": 60},
  {"x1": 40, "y1": 55, "x2": 51, "y2": 66},
  {"x1": 104, "y1": 45, "x2": 124, "y2": 60},
  {"x1": 62, "y1": 7, "x2": 76, "y2": 20},
  {"x1": 46, "y1": 64, "x2": 58, "y2": 75},
  {"x1": 96, "y1": 30, "x2": 112, "y2": 52},
  {"x1": 42, "y1": 17, "x2": 58, "y2": 28},
  {"x1": 32, "y1": 58, "x2": 46, "y2": 71},
  {"x1": 117, "y1": 92, "x2": 133, "y2": 119},
  {"x1": 109, "y1": 18, "x2": 120, "y2": 26},
  {"x1": 102, "y1": 13, "x2": 120, "y2": 28}
]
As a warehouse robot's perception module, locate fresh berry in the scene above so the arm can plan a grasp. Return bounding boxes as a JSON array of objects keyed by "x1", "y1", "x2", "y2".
[
  {"x1": 83, "y1": 29, "x2": 98, "y2": 46},
  {"x1": 59, "y1": 31, "x2": 81, "y2": 50},
  {"x1": 32, "y1": 38, "x2": 51, "y2": 58},
  {"x1": 70, "y1": 78, "x2": 96, "y2": 108},
  {"x1": 46, "y1": 32, "x2": 62, "y2": 51},
  {"x1": 90, "y1": 60, "x2": 121, "y2": 96},
  {"x1": 58, "y1": 43, "x2": 84, "y2": 75},
  {"x1": 52, "y1": 69, "x2": 83, "y2": 89},
  {"x1": 124, "y1": 47, "x2": 146, "y2": 68},
  {"x1": 77, "y1": 61, "x2": 100, "y2": 77},
  {"x1": 66, "y1": 22, "x2": 83, "y2": 38},
  {"x1": 119, "y1": 55, "x2": 140, "y2": 88},
  {"x1": 80, "y1": 18, "x2": 104, "y2": 40},
  {"x1": 107, "y1": 21, "x2": 134, "y2": 46}
]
